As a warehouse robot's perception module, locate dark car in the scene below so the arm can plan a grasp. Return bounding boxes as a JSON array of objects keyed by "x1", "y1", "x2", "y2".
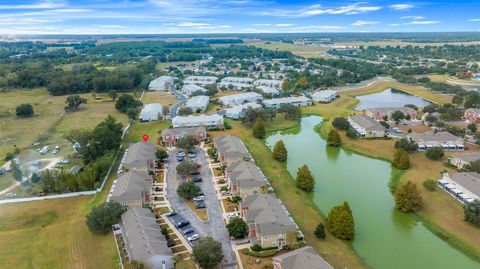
[
  {"x1": 166, "y1": 211, "x2": 177, "y2": 217},
  {"x1": 192, "y1": 177, "x2": 203, "y2": 183},
  {"x1": 194, "y1": 200, "x2": 206, "y2": 209},
  {"x1": 190, "y1": 171, "x2": 200, "y2": 176},
  {"x1": 176, "y1": 220, "x2": 190, "y2": 228},
  {"x1": 181, "y1": 228, "x2": 194, "y2": 235},
  {"x1": 177, "y1": 156, "x2": 185, "y2": 162}
]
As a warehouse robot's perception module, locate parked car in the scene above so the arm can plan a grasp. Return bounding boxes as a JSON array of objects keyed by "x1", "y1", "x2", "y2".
[
  {"x1": 181, "y1": 228, "x2": 194, "y2": 235},
  {"x1": 176, "y1": 220, "x2": 189, "y2": 228},
  {"x1": 227, "y1": 212, "x2": 238, "y2": 219},
  {"x1": 192, "y1": 177, "x2": 203, "y2": 183},
  {"x1": 193, "y1": 195, "x2": 205, "y2": 201},
  {"x1": 190, "y1": 171, "x2": 200, "y2": 176},
  {"x1": 177, "y1": 156, "x2": 185, "y2": 162},
  {"x1": 188, "y1": 153, "x2": 196, "y2": 158},
  {"x1": 194, "y1": 200, "x2": 206, "y2": 209},
  {"x1": 177, "y1": 152, "x2": 186, "y2": 157},
  {"x1": 166, "y1": 211, "x2": 177, "y2": 217},
  {"x1": 187, "y1": 234, "x2": 199, "y2": 242}
]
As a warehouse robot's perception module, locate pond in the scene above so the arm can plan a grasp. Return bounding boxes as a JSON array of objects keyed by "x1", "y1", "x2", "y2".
[
  {"x1": 266, "y1": 116, "x2": 479, "y2": 269},
  {"x1": 355, "y1": 88, "x2": 431, "y2": 110}
]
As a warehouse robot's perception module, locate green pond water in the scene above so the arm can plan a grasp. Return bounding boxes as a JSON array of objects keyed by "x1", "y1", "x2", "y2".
[{"x1": 266, "y1": 116, "x2": 479, "y2": 269}]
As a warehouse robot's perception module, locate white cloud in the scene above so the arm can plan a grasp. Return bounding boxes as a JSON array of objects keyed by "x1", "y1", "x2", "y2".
[
  {"x1": 468, "y1": 18, "x2": 480, "y2": 22},
  {"x1": 0, "y1": 1, "x2": 65, "y2": 9},
  {"x1": 251, "y1": 23, "x2": 295, "y2": 27},
  {"x1": 351, "y1": 20, "x2": 380, "y2": 26},
  {"x1": 389, "y1": 4, "x2": 415, "y2": 10},
  {"x1": 400, "y1": 15, "x2": 425, "y2": 20},
  {"x1": 176, "y1": 22, "x2": 210, "y2": 27},
  {"x1": 407, "y1": 20, "x2": 440, "y2": 25},
  {"x1": 258, "y1": 3, "x2": 381, "y2": 18}
]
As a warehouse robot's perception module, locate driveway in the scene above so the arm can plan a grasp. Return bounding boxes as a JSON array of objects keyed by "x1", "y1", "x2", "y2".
[
  {"x1": 170, "y1": 84, "x2": 187, "y2": 118},
  {"x1": 166, "y1": 148, "x2": 237, "y2": 268}
]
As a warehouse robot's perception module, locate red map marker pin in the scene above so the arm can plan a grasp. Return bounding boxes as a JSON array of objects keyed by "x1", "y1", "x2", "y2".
[{"x1": 142, "y1": 134, "x2": 149, "y2": 142}]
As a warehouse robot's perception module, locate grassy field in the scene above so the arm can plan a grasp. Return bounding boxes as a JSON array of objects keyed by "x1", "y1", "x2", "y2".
[
  {"x1": 142, "y1": 92, "x2": 179, "y2": 107},
  {"x1": 0, "y1": 89, "x2": 128, "y2": 168},
  {"x1": 0, "y1": 113, "x2": 176, "y2": 269},
  {"x1": 302, "y1": 81, "x2": 480, "y2": 260}
]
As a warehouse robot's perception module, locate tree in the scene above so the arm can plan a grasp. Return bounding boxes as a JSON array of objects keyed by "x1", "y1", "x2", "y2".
[
  {"x1": 16, "y1": 103, "x2": 34, "y2": 118},
  {"x1": 332, "y1": 117, "x2": 350, "y2": 130},
  {"x1": 327, "y1": 129, "x2": 341, "y2": 146},
  {"x1": 65, "y1": 95, "x2": 87, "y2": 112},
  {"x1": 296, "y1": 165, "x2": 315, "y2": 192},
  {"x1": 177, "y1": 181, "x2": 201, "y2": 200},
  {"x1": 423, "y1": 179, "x2": 437, "y2": 191},
  {"x1": 126, "y1": 107, "x2": 140, "y2": 120},
  {"x1": 314, "y1": 223, "x2": 326, "y2": 239},
  {"x1": 346, "y1": 128, "x2": 358, "y2": 138},
  {"x1": 226, "y1": 218, "x2": 248, "y2": 239},
  {"x1": 272, "y1": 140, "x2": 288, "y2": 161},
  {"x1": 31, "y1": 172, "x2": 41, "y2": 183},
  {"x1": 277, "y1": 104, "x2": 301, "y2": 120},
  {"x1": 115, "y1": 94, "x2": 142, "y2": 113},
  {"x1": 464, "y1": 200, "x2": 480, "y2": 227},
  {"x1": 178, "y1": 106, "x2": 193, "y2": 116},
  {"x1": 156, "y1": 149, "x2": 168, "y2": 161},
  {"x1": 252, "y1": 118, "x2": 266, "y2": 139},
  {"x1": 108, "y1": 90, "x2": 118, "y2": 101},
  {"x1": 85, "y1": 202, "x2": 126, "y2": 235},
  {"x1": 425, "y1": 147, "x2": 444, "y2": 160},
  {"x1": 391, "y1": 110, "x2": 405, "y2": 123},
  {"x1": 394, "y1": 138, "x2": 417, "y2": 152},
  {"x1": 467, "y1": 123, "x2": 477, "y2": 133},
  {"x1": 192, "y1": 237, "x2": 224, "y2": 269},
  {"x1": 464, "y1": 160, "x2": 480, "y2": 173},
  {"x1": 394, "y1": 181, "x2": 422, "y2": 212},
  {"x1": 452, "y1": 94, "x2": 464, "y2": 105},
  {"x1": 176, "y1": 135, "x2": 199, "y2": 152},
  {"x1": 162, "y1": 106, "x2": 170, "y2": 116},
  {"x1": 393, "y1": 149, "x2": 410, "y2": 170},
  {"x1": 326, "y1": 202, "x2": 355, "y2": 240},
  {"x1": 176, "y1": 160, "x2": 197, "y2": 178}
]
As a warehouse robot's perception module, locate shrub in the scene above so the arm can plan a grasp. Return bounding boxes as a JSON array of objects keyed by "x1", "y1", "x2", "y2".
[
  {"x1": 425, "y1": 147, "x2": 444, "y2": 160},
  {"x1": 252, "y1": 118, "x2": 266, "y2": 139},
  {"x1": 314, "y1": 223, "x2": 326, "y2": 239},
  {"x1": 226, "y1": 218, "x2": 248, "y2": 239},
  {"x1": 393, "y1": 149, "x2": 410, "y2": 170},
  {"x1": 16, "y1": 103, "x2": 34, "y2": 118},
  {"x1": 296, "y1": 165, "x2": 315, "y2": 192},
  {"x1": 327, "y1": 129, "x2": 341, "y2": 146},
  {"x1": 423, "y1": 179, "x2": 437, "y2": 191},
  {"x1": 273, "y1": 140, "x2": 288, "y2": 161},
  {"x1": 250, "y1": 244, "x2": 262, "y2": 252},
  {"x1": 464, "y1": 200, "x2": 480, "y2": 227},
  {"x1": 346, "y1": 128, "x2": 358, "y2": 138},
  {"x1": 177, "y1": 181, "x2": 201, "y2": 200},
  {"x1": 395, "y1": 138, "x2": 417, "y2": 152},
  {"x1": 332, "y1": 117, "x2": 349, "y2": 130}
]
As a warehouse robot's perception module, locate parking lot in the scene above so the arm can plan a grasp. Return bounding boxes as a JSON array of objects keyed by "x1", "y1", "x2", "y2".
[{"x1": 166, "y1": 147, "x2": 236, "y2": 268}]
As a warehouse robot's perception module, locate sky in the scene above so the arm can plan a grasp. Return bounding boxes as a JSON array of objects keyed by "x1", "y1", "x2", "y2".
[{"x1": 0, "y1": 0, "x2": 479, "y2": 35}]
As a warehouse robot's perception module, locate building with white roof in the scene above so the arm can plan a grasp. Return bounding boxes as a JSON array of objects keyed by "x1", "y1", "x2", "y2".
[
  {"x1": 225, "y1": 103, "x2": 262, "y2": 119},
  {"x1": 254, "y1": 79, "x2": 283, "y2": 89},
  {"x1": 139, "y1": 103, "x2": 162, "y2": 122},
  {"x1": 184, "y1": 75, "x2": 218, "y2": 85},
  {"x1": 186, "y1": 95, "x2": 209, "y2": 112},
  {"x1": 172, "y1": 114, "x2": 224, "y2": 129},
  {"x1": 219, "y1": 77, "x2": 254, "y2": 90},
  {"x1": 182, "y1": 84, "x2": 207, "y2": 96},
  {"x1": 438, "y1": 172, "x2": 480, "y2": 204},
  {"x1": 263, "y1": 96, "x2": 312, "y2": 109},
  {"x1": 219, "y1": 92, "x2": 263, "y2": 106},
  {"x1": 257, "y1": 86, "x2": 280, "y2": 96},
  {"x1": 311, "y1": 90, "x2": 338, "y2": 103},
  {"x1": 148, "y1": 76, "x2": 173, "y2": 91},
  {"x1": 408, "y1": 131, "x2": 464, "y2": 151},
  {"x1": 348, "y1": 115, "x2": 386, "y2": 138}
]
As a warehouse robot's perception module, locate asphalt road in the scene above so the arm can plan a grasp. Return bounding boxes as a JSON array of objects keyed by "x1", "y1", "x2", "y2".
[
  {"x1": 166, "y1": 148, "x2": 237, "y2": 268},
  {"x1": 170, "y1": 84, "x2": 187, "y2": 118}
]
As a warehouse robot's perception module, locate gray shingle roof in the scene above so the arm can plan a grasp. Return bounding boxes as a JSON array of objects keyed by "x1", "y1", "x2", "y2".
[
  {"x1": 123, "y1": 142, "x2": 156, "y2": 170},
  {"x1": 227, "y1": 161, "x2": 267, "y2": 189},
  {"x1": 451, "y1": 153, "x2": 480, "y2": 164},
  {"x1": 242, "y1": 193, "x2": 296, "y2": 236},
  {"x1": 121, "y1": 208, "x2": 172, "y2": 264},
  {"x1": 273, "y1": 246, "x2": 333, "y2": 269},
  {"x1": 215, "y1": 135, "x2": 250, "y2": 162},
  {"x1": 349, "y1": 115, "x2": 385, "y2": 132},
  {"x1": 110, "y1": 172, "x2": 152, "y2": 204},
  {"x1": 409, "y1": 131, "x2": 463, "y2": 144},
  {"x1": 449, "y1": 172, "x2": 480, "y2": 197},
  {"x1": 161, "y1": 127, "x2": 206, "y2": 137}
]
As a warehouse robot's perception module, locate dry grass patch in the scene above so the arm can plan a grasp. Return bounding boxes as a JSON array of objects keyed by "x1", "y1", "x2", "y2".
[
  {"x1": 185, "y1": 200, "x2": 208, "y2": 221},
  {"x1": 239, "y1": 250, "x2": 274, "y2": 269},
  {"x1": 142, "y1": 91, "x2": 178, "y2": 107},
  {"x1": 222, "y1": 198, "x2": 238, "y2": 212}
]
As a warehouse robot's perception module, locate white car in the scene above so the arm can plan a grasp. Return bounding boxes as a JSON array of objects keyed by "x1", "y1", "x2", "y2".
[
  {"x1": 193, "y1": 196, "x2": 205, "y2": 201},
  {"x1": 187, "y1": 234, "x2": 199, "y2": 242},
  {"x1": 227, "y1": 212, "x2": 238, "y2": 219}
]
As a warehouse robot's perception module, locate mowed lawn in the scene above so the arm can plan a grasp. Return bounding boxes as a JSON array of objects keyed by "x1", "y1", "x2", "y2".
[
  {"x1": 0, "y1": 195, "x2": 120, "y2": 269},
  {"x1": 303, "y1": 81, "x2": 480, "y2": 259},
  {"x1": 142, "y1": 91, "x2": 179, "y2": 107},
  {"x1": 0, "y1": 89, "x2": 128, "y2": 166}
]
